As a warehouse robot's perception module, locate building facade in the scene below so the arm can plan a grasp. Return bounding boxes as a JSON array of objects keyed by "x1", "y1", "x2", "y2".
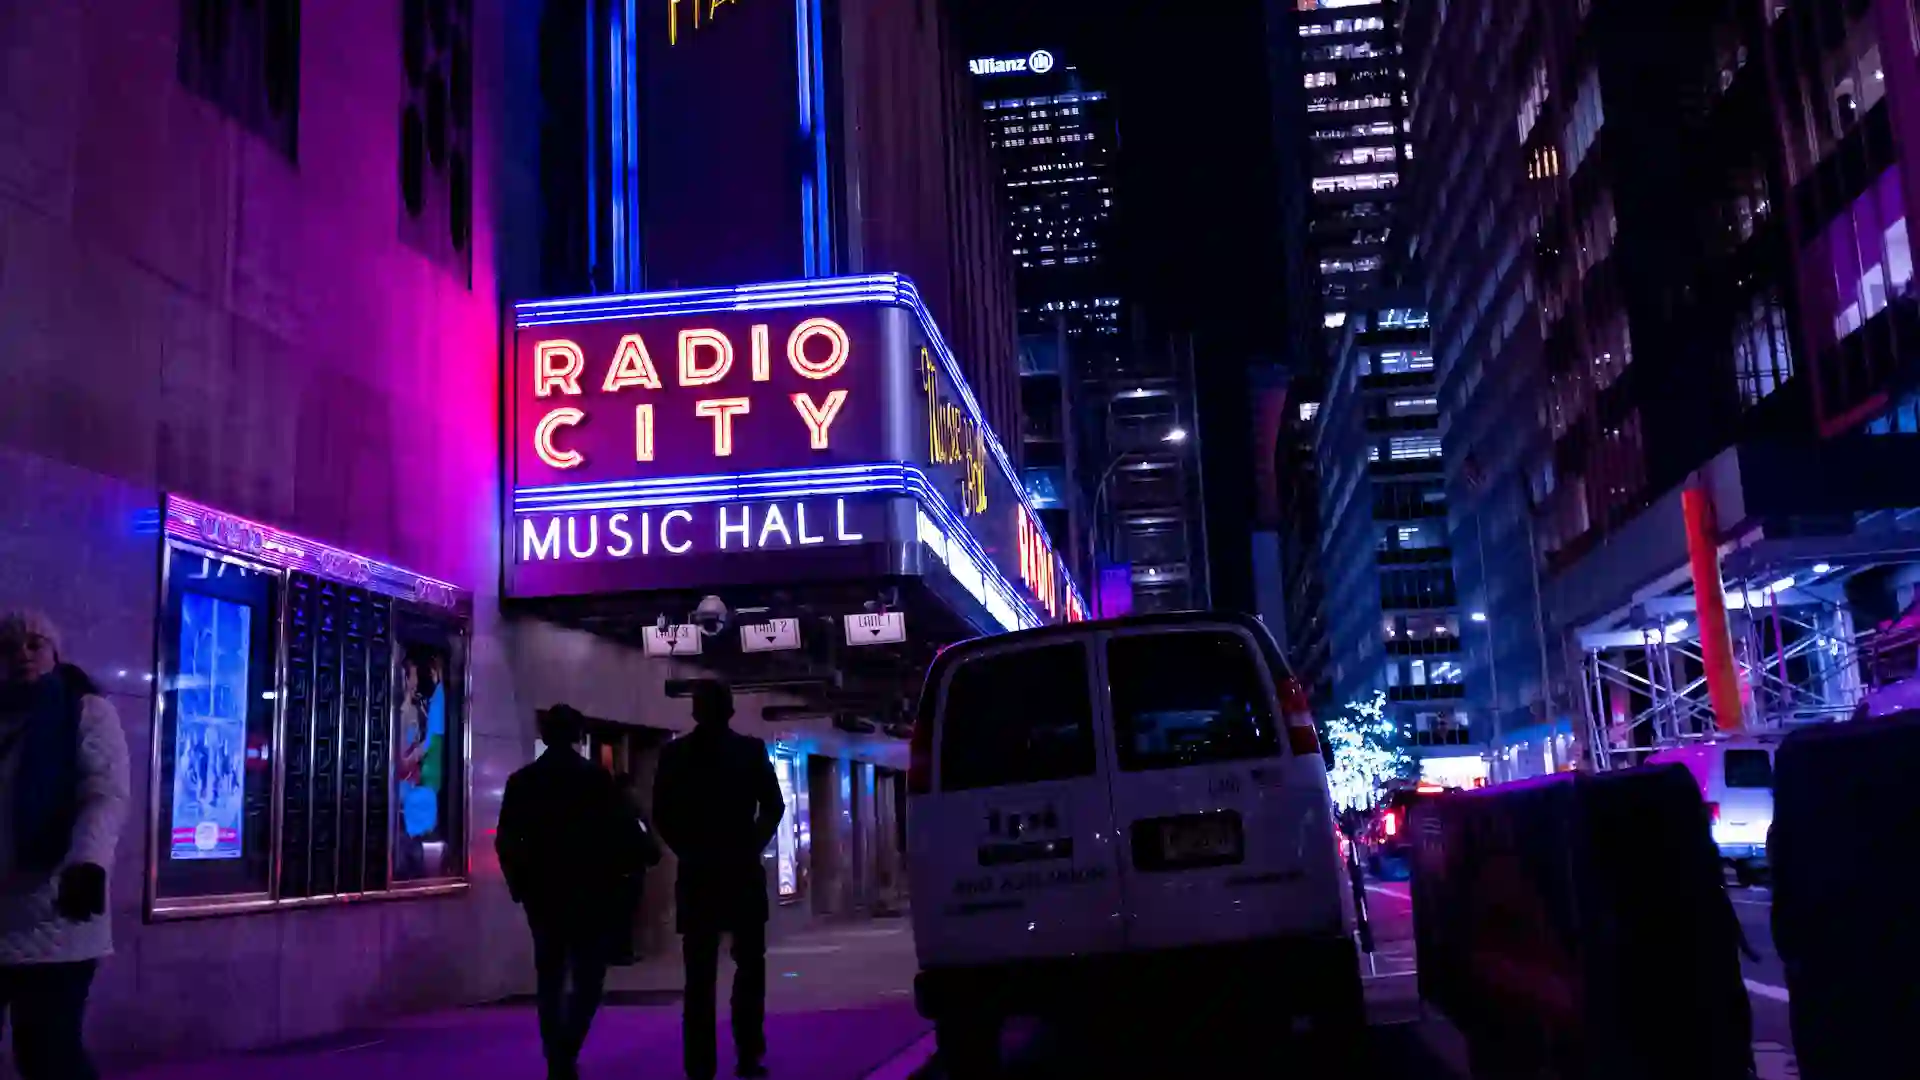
[
  {"x1": 1294, "y1": 0, "x2": 1408, "y2": 327},
  {"x1": 1313, "y1": 294, "x2": 1481, "y2": 773},
  {"x1": 0, "y1": 0, "x2": 1057, "y2": 1065},
  {"x1": 1401, "y1": 0, "x2": 1920, "y2": 773},
  {"x1": 972, "y1": 49, "x2": 1209, "y2": 613}
]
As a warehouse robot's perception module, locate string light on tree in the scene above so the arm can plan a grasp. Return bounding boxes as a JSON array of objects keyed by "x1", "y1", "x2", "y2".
[{"x1": 1325, "y1": 689, "x2": 1415, "y2": 812}]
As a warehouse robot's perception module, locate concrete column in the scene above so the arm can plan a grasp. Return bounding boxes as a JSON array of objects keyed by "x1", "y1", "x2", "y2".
[{"x1": 807, "y1": 755, "x2": 853, "y2": 918}]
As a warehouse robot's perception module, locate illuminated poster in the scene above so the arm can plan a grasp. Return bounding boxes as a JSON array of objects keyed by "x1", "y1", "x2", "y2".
[
  {"x1": 170, "y1": 593, "x2": 251, "y2": 861},
  {"x1": 772, "y1": 752, "x2": 800, "y2": 898},
  {"x1": 394, "y1": 637, "x2": 454, "y2": 881}
]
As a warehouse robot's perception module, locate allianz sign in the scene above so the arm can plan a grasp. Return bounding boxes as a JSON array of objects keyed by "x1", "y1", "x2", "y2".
[{"x1": 969, "y1": 50, "x2": 1056, "y2": 77}]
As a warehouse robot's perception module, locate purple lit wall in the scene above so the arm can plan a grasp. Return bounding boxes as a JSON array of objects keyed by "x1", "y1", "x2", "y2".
[
  {"x1": 1098, "y1": 563, "x2": 1136, "y2": 619},
  {"x1": 0, "y1": 0, "x2": 521, "y2": 1060}
]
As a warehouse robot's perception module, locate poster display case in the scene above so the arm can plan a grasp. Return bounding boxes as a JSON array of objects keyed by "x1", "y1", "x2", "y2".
[{"x1": 148, "y1": 496, "x2": 472, "y2": 920}]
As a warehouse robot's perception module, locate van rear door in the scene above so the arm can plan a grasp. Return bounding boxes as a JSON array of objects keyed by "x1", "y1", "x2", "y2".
[
  {"x1": 911, "y1": 637, "x2": 1128, "y2": 968},
  {"x1": 1715, "y1": 747, "x2": 1775, "y2": 849},
  {"x1": 1097, "y1": 624, "x2": 1345, "y2": 951}
]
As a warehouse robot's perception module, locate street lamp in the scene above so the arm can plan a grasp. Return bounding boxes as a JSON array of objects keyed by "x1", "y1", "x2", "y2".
[{"x1": 1088, "y1": 427, "x2": 1187, "y2": 617}]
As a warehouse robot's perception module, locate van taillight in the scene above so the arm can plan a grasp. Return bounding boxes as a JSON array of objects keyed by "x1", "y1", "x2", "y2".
[
  {"x1": 907, "y1": 718, "x2": 935, "y2": 795},
  {"x1": 1383, "y1": 810, "x2": 1399, "y2": 838},
  {"x1": 1707, "y1": 801, "x2": 1720, "y2": 823},
  {"x1": 1280, "y1": 676, "x2": 1320, "y2": 755}
]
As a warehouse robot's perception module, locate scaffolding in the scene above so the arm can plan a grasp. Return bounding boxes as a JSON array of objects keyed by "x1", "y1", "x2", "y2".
[{"x1": 1578, "y1": 571, "x2": 1872, "y2": 769}]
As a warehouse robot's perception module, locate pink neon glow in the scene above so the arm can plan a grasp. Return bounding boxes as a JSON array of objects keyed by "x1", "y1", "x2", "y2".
[
  {"x1": 603, "y1": 334, "x2": 664, "y2": 391},
  {"x1": 162, "y1": 497, "x2": 466, "y2": 610},
  {"x1": 694, "y1": 397, "x2": 752, "y2": 456},
  {"x1": 787, "y1": 317, "x2": 850, "y2": 379},
  {"x1": 679, "y1": 329, "x2": 734, "y2": 387},
  {"x1": 790, "y1": 390, "x2": 848, "y2": 450},
  {"x1": 536, "y1": 408, "x2": 587, "y2": 469},
  {"x1": 535, "y1": 340, "x2": 585, "y2": 397}
]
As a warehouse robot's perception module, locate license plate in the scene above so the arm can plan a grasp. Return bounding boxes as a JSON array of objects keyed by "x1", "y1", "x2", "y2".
[{"x1": 1161, "y1": 817, "x2": 1238, "y2": 861}]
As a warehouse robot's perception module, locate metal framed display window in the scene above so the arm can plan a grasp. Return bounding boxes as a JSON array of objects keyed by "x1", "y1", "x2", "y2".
[{"x1": 147, "y1": 496, "x2": 474, "y2": 920}]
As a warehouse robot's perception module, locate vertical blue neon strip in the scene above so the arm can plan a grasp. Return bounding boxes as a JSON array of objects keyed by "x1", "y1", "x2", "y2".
[
  {"x1": 623, "y1": 0, "x2": 640, "y2": 288},
  {"x1": 795, "y1": 0, "x2": 816, "y2": 276},
  {"x1": 808, "y1": 0, "x2": 832, "y2": 274},
  {"x1": 608, "y1": 4, "x2": 625, "y2": 290},
  {"x1": 585, "y1": 0, "x2": 600, "y2": 278}
]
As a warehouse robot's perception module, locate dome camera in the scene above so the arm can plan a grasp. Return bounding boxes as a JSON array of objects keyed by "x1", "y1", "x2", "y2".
[{"x1": 691, "y1": 595, "x2": 730, "y2": 637}]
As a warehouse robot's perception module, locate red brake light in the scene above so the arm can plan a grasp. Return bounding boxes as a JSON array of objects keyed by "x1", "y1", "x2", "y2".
[
  {"x1": 1706, "y1": 801, "x2": 1720, "y2": 823},
  {"x1": 1383, "y1": 810, "x2": 1399, "y2": 838},
  {"x1": 907, "y1": 718, "x2": 935, "y2": 795},
  {"x1": 1280, "y1": 676, "x2": 1320, "y2": 755}
]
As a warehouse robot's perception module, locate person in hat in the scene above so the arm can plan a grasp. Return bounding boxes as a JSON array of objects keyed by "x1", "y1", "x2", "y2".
[
  {"x1": 653, "y1": 680, "x2": 785, "y2": 1080},
  {"x1": 497, "y1": 704, "x2": 648, "y2": 1080},
  {"x1": 0, "y1": 610, "x2": 130, "y2": 1080}
]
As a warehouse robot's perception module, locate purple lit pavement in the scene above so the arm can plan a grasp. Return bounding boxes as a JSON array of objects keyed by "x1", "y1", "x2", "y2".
[{"x1": 110, "y1": 922, "x2": 935, "y2": 1080}]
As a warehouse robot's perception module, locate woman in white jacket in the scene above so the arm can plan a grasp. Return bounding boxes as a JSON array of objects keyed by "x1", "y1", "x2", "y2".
[{"x1": 0, "y1": 610, "x2": 131, "y2": 1080}]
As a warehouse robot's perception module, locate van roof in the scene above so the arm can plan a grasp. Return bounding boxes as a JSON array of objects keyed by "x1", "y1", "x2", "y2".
[{"x1": 917, "y1": 611, "x2": 1292, "y2": 720}]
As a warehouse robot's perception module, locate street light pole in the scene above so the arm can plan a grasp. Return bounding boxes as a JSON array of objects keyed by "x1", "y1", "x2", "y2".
[{"x1": 1087, "y1": 428, "x2": 1188, "y2": 619}]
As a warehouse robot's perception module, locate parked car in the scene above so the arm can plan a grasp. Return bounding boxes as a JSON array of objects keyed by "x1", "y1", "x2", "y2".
[
  {"x1": 906, "y1": 612, "x2": 1360, "y2": 1072},
  {"x1": 1644, "y1": 737, "x2": 1778, "y2": 884}
]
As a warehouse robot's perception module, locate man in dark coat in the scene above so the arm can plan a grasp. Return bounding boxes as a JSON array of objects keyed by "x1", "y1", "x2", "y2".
[
  {"x1": 496, "y1": 705, "x2": 644, "y2": 1080},
  {"x1": 653, "y1": 681, "x2": 785, "y2": 1080}
]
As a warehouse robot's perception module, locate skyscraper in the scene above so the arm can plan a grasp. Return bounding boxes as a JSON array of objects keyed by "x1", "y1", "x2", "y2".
[
  {"x1": 1295, "y1": 1, "x2": 1406, "y2": 328},
  {"x1": 973, "y1": 49, "x2": 1209, "y2": 612}
]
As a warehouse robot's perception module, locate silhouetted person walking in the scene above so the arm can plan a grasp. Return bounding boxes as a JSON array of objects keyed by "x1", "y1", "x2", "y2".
[
  {"x1": 654, "y1": 682, "x2": 785, "y2": 1080},
  {"x1": 497, "y1": 705, "x2": 645, "y2": 1080}
]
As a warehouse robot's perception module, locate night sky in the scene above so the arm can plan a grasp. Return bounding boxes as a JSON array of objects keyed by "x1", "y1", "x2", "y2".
[{"x1": 958, "y1": 0, "x2": 1287, "y2": 611}]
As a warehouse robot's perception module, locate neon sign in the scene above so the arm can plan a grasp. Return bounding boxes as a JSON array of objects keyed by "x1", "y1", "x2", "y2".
[
  {"x1": 509, "y1": 276, "x2": 1087, "y2": 626},
  {"x1": 520, "y1": 496, "x2": 874, "y2": 564},
  {"x1": 923, "y1": 348, "x2": 987, "y2": 516},
  {"x1": 668, "y1": 0, "x2": 744, "y2": 45},
  {"x1": 524, "y1": 315, "x2": 859, "y2": 476},
  {"x1": 969, "y1": 50, "x2": 1056, "y2": 77}
]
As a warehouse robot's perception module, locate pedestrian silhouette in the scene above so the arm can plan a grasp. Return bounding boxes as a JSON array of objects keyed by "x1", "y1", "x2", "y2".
[
  {"x1": 496, "y1": 705, "x2": 646, "y2": 1080},
  {"x1": 653, "y1": 681, "x2": 785, "y2": 1080}
]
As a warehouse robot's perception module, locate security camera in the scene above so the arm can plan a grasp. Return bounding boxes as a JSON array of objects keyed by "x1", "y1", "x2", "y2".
[{"x1": 691, "y1": 595, "x2": 730, "y2": 637}]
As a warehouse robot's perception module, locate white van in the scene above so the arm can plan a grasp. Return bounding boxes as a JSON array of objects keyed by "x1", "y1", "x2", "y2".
[
  {"x1": 906, "y1": 613, "x2": 1360, "y2": 1067},
  {"x1": 1645, "y1": 737, "x2": 1778, "y2": 884}
]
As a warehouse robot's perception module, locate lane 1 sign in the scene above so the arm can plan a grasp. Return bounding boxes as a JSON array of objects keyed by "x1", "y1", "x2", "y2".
[
  {"x1": 741, "y1": 618, "x2": 803, "y2": 653},
  {"x1": 644, "y1": 624, "x2": 703, "y2": 657},
  {"x1": 844, "y1": 611, "x2": 907, "y2": 646}
]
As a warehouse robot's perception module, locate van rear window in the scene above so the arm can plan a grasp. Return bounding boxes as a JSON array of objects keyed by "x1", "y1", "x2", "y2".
[
  {"x1": 1724, "y1": 749, "x2": 1773, "y2": 790},
  {"x1": 939, "y1": 643, "x2": 1096, "y2": 791},
  {"x1": 1108, "y1": 631, "x2": 1281, "y2": 771}
]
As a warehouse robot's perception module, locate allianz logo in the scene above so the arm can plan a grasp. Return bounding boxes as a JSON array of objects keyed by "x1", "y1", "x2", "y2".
[{"x1": 970, "y1": 49, "x2": 1055, "y2": 77}]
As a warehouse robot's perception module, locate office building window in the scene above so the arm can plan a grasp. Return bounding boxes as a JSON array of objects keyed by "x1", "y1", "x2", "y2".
[
  {"x1": 1818, "y1": 167, "x2": 1912, "y2": 342},
  {"x1": 400, "y1": 0, "x2": 474, "y2": 280},
  {"x1": 1734, "y1": 292, "x2": 1794, "y2": 407},
  {"x1": 178, "y1": 0, "x2": 302, "y2": 160},
  {"x1": 1389, "y1": 435, "x2": 1444, "y2": 461}
]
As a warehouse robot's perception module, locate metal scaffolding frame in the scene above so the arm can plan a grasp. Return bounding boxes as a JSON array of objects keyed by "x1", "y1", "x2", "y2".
[{"x1": 1578, "y1": 572, "x2": 1871, "y2": 769}]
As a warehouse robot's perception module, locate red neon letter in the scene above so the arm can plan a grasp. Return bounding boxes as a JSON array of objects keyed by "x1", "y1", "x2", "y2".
[
  {"x1": 604, "y1": 333, "x2": 664, "y2": 391},
  {"x1": 535, "y1": 340, "x2": 585, "y2": 397},
  {"x1": 635, "y1": 403, "x2": 655, "y2": 463},
  {"x1": 679, "y1": 329, "x2": 734, "y2": 387},
  {"x1": 534, "y1": 407, "x2": 586, "y2": 469},
  {"x1": 752, "y1": 324, "x2": 772, "y2": 382},
  {"x1": 791, "y1": 389, "x2": 849, "y2": 450},
  {"x1": 694, "y1": 397, "x2": 751, "y2": 456},
  {"x1": 787, "y1": 317, "x2": 850, "y2": 379}
]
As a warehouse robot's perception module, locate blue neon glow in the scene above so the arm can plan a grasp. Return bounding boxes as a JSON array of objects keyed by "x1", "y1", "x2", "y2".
[
  {"x1": 513, "y1": 276, "x2": 1087, "y2": 616},
  {"x1": 512, "y1": 462, "x2": 1059, "y2": 632},
  {"x1": 806, "y1": 0, "x2": 832, "y2": 273}
]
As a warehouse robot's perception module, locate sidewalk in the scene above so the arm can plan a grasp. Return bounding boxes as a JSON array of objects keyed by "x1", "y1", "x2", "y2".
[{"x1": 109, "y1": 921, "x2": 930, "y2": 1080}]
